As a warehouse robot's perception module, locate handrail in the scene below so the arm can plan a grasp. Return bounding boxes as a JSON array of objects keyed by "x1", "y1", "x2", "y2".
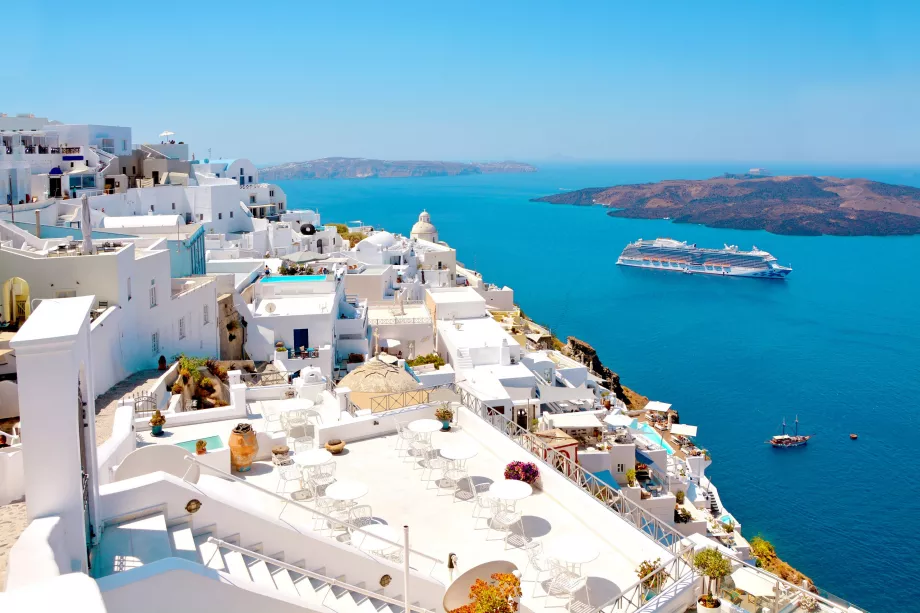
[
  {"x1": 183, "y1": 456, "x2": 442, "y2": 570},
  {"x1": 591, "y1": 544, "x2": 696, "y2": 613},
  {"x1": 207, "y1": 537, "x2": 435, "y2": 613}
]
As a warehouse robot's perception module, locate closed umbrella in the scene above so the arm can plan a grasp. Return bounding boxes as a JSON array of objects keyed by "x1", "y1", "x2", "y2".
[{"x1": 81, "y1": 195, "x2": 93, "y2": 255}]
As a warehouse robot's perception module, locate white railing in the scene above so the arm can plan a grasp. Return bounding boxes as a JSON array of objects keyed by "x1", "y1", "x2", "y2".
[
  {"x1": 182, "y1": 456, "x2": 442, "y2": 576},
  {"x1": 207, "y1": 538, "x2": 434, "y2": 613}
]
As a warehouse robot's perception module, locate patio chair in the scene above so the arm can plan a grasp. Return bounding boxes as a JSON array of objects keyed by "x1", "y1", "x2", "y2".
[
  {"x1": 276, "y1": 464, "x2": 304, "y2": 495},
  {"x1": 410, "y1": 436, "x2": 432, "y2": 468},
  {"x1": 264, "y1": 403, "x2": 284, "y2": 433},
  {"x1": 469, "y1": 479, "x2": 494, "y2": 526},
  {"x1": 311, "y1": 460, "x2": 337, "y2": 489},
  {"x1": 420, "y1": 447, "x2": 448, "y2": 488},
  {"x1": 440, "y1": 464, "x2": 469, "y2": 498},
  {"x1": 291, "y1": 435, "x2": 314, "y2": 453},
  {"x1": 394, "y1": 421, "x2": 417, "y2": 460},
  {"x1": 487, "y1": 499, "x2": 524, "y2": 549},
  {"x1": 545, "y1": 560, "x2": 588, "y2": 612},
  {"x1": 521, "y1": 541, "x2": 555, "y2": 597}
]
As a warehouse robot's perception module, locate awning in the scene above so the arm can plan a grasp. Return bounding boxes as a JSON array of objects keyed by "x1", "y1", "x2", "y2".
[
  {"x1": 504, "y1": 386, "x2": 535, "y2": 402},
  {"x1": 546, "y1": 412, "x2": 603, "y2": 430},
  {"x1": 670, "y1": 423, "x2": 698, "y2": 437},
  {"x1": 645, "y1": 401, "x2": 672, "y2": 412},
  {"x1": 604, "y1": 413, "x2": 635, "y2": 428},
  {"x1": 49, "y1": 167, "x2": 63, "y2": 176},
  {"x1": 730, "y1": 567, "x2": 778, "y2": 597},
  {"x1": 537, "y1": 384, "x2": 596, "y2": 404},
  {"x1": 379, "y1": 338, "x2": 401, "y2": 349}
]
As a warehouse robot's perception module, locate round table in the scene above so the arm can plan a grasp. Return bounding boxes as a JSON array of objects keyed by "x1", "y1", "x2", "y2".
[
  {"x1": 278, "y1": 398, "x2": 315, "y2": 412},
  {"x1": 441, "y1": 443, "x2": 479, "y2": 468},
  {"x1": 408, "y1": 419, "x2": 443, "y2": 434},
  {"x1": 325, "y1": 479, "x2": 369, "y2": 502},
  {"x1": 293, "y1": 448, "x2": 332, "y2": 467},
  {"x1": 546, "y1": 538, "x2": 599, "y2": 573},
  {"x1": 489, "y1": 479, "x2": 532, "y2": 510},
  {"x1": 356, "y1": 523, "x2": 400, "y2": 554}
]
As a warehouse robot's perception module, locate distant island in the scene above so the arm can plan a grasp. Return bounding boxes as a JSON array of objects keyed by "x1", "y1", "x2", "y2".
[
  {"x1": 259, "y1": 157, "x2": 537, "y2": 181},
  {"x1": 532, "y1": 175, "x2": 920, "y2": 236}
]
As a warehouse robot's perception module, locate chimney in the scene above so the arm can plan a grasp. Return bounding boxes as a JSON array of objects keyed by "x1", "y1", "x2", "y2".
[{"x1": 35, "y1": 209, "x2": 41, "y2": 238}]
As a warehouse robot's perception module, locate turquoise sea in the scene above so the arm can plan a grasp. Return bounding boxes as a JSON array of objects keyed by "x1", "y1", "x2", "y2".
[{"x1": 280, "y1": 163, "x2": 920, "y2": 613}]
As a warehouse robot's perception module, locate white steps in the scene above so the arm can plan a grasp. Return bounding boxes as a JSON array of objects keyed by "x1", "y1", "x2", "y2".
[
  {"x1": 96, "y1": 512, "x2": 172, "y2": 577},
  {"x1": 223, "y1": 550, "x2": 251, "y2": 581},
  {"x1": 168, "y1": 525, "x2": 199, "y2": 564}
]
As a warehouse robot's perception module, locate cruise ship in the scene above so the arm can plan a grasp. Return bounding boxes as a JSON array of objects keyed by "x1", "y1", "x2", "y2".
[{"x1": 617, "y1": 238, "x2": 792, "y2": 279}]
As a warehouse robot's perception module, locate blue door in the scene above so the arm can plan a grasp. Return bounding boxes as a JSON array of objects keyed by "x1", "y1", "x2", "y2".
[{"x1": 293, "y1": 328, "x2": 309, "y2": 350}]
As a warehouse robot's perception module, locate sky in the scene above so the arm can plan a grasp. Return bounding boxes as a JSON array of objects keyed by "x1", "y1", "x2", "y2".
[{"x1": 4, "y1": 1, "x2": 919, "y2": 165}]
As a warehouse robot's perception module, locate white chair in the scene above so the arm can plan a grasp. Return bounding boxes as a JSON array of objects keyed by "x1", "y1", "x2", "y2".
[
  {"x1": 395, "y1": 421, "x2": 417, "y2": 461},
  {"x1": 311, "y1": 460, "x2": 337, "y2": 489},
  {"x1": 291, "y1": 435, "x2": 314, "y2": 452},
  {"x1": 263, "y1": 402, "x2": 284, "y2": 433},
  {"x1": 545, "y1": 560, "x2": 588, "y2": 612},
  {"x1": 410, "y1": 435, "x2": 432, "y2": 468},
  {"x1": 522, "y1": 541, "x2": 556, "y2": 597},
  {"x1": 487, "y1": 499, "x2": 524, "y2": 549},
  {"x1": 276, "y1": 464, "x2": 304, "y2": 495},
  {"x1": 470, "y1": 479, "x2": 494, "y2": 526},
  {"x1": 420, "y1": 448, "x2": 448, "y2": 487},
  {"x1": 441, "y1": 463, "x2": 469, "y2": 498}
]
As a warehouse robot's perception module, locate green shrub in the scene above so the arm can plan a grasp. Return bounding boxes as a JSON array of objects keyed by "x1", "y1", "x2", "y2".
[
  {"x1": 406, "y1": 353, "x2": 446, "y2": 369},
  {"x1": 675, "y1": 490, "x2": 686, "y2": 504}
]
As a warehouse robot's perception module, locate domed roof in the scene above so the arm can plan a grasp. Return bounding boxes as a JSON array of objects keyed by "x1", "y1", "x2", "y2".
[
  {"x1": 359, "y1": 231, "x2": 396, "y2": 249},
  {"x1": 337, "y1": 356, "x2": 420, "y2": 394},
  {"x1": 411, "y1": 210, "x2": 437, "y2": 237}
]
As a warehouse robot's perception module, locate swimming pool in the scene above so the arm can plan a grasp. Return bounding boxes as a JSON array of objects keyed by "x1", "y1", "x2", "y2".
[
  {"x1": 637, "y1": 423, "x2": 675, "y2": 455},
  {"x1": 261, "y1": 275, "x2": 327, "y2": 283},
  {"x1": 175, "y1": 435, "x2": 223, "y2": 454}
]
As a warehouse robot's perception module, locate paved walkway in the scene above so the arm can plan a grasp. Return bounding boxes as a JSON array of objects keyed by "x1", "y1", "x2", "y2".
[
  {"x1": 0, "y1": 501, "x2": 25, "y2": 591},
  {"x1": 93, "y1": 370, "x2": 162, "y2": 446}
]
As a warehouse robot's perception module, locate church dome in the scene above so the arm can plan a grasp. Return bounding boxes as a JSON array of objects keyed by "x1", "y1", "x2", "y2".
[
  {"x1": 410, "y1": 210, "x2": 438, "y2": 242},
  {"x1": 337, "y1": 356, "x2": 420, "y2": 394}
]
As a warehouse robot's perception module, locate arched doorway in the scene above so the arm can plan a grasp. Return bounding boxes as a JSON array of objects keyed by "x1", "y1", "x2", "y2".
[{"x1": 2, "y1": 277, "x2": 30, "y2": 329}]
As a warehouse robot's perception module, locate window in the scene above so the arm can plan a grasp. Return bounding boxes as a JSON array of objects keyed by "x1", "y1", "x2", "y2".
[
  {"x1": 218, "y1": 213, "x2": 222, "y2": 220},
  {"x1": 240, "y1": 167, "x2": 244, "y2": 176},
  {"x1": 178, "y1": 317, "x2": 186, "y2": 339},
  {"x1": 122, "y1": 139, "x2": 127, "y2": 152},
  {"x1": 171, "y1": 202, "x2": 175, "y2": 210},
  {"x1": 250, "y1": 195, "x2": 256, "y2": 204},
  {"x1": 122, "y1": 166, "x2": 127, "y2": 175},
  {"x1": 269, "y1": 190, "x2": 274, "y2": 198},
  {"x1": 150, "y1": 204, "x2": 154, "y2": 212},
  {"x1": 616, "y1": 463, "x2": 625, "y2": 473},
  {"x1": 151, "y1": 332, "x2": 159, "y2": 354},
  {"x1": 248, "y1": 175, "x2": 253, "y2": 184},
  {"x1": 149, "y1": 283, "x2": 157, "y2": 308},
  {"x1": 54, "y1": 289, "x2": 77, "y2": 298},
  {"x1": 229, "y1": 211, "x2": 233, "y2": 218},
  {"x1": 132, "y1": 165, "x2": 136, "y2": 174},
  {"x1": 216, "y1": 173, "x2": 220, "y2": 177},
  {"x1": 203, "y1": 305, "x2": 209, "y2": 325},
  {"x1": 127, "y1": 277, "x2": 132, "y2": 301},
  {"x1": 101, "y1": 138, "x2": 115, "y2": 154}
]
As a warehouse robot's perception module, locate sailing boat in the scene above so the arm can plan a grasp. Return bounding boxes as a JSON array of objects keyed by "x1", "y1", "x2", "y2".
[{"x1": 769, "y1": 416, "x2": 811, "y2": 448}]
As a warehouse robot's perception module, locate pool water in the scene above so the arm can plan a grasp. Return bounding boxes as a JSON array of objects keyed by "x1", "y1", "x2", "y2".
[
  {"x1": 637, "y1": 423, "x2": 675, "y2": 455},
  {"x1": 261, "y1": 275, "x2": 327, "y2": 283},
  {"x1": 175, "y1": 435, "x2": 223, "y2": 454}
]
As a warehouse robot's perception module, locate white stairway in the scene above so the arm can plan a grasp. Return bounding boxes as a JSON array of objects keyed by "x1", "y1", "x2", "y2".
[
  {"x1": 160, "y1": 519, "x2": 422, "y2": 613},
  {"x1": 455, "y1": 349, "x2": 473, "y2": 370}
]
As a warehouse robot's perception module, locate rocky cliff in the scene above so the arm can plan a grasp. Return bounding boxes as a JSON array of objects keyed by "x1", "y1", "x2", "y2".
[{"x1": 563, "y1": 336, "x2": 647, "y2": 408}]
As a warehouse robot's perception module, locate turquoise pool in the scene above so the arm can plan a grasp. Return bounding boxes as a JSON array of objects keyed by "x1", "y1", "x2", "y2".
[
  {"x1": 175, "y1": 435, "x2": 223, "y2": 454},
  {"x1": 262, "y1": 275, "x2": 326, "y2": 283},
  {"x1": 637, "y1": 423, "x2": 675, "y2": 455}
]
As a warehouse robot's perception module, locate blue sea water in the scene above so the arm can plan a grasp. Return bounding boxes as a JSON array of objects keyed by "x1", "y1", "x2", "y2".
[{"x1": 279, "y1": 163, "x2": 920, "y2": 612}]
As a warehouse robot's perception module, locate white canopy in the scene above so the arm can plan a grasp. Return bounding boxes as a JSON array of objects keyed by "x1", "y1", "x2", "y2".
[
  {"x1": 670, "y1": 423, "x2": 698, "y2": 437},
  {"x1": 537, "y1": 384, "x2": 596, "y2": 404},
  {"x1": 645, "y1": 401, "x2": 672, "y2": 412},
  {"x1": 730, "y1": 567, "x2": 777, "y2": 598},
  {"x1": 159, "y1": 130, "x2": 175, "y2": 137},
  {"x1": 546, "y1": 412, "x2": 603, "y2": 430},
  {"x1": 604, "y1": 413, "x2": 634, "y2": 428}
]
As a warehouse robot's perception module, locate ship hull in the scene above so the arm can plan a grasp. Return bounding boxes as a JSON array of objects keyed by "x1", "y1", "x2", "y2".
[{"x1": 616, "y1": 257, "x2": 791, "y2": 279}]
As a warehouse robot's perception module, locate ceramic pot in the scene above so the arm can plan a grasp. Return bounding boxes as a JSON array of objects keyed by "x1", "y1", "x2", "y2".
[
  {"x1": 325, "y1": 439, "x2": 346, "y2": 454},
  {"x1": 151, "y1": 424, "x2": 163, "y2": 436},
  {"x1": 440, "y1": 419, "x2": 451, "y2": 431},
  {"x1": 229, "y1": 423, "x2": 259, "y2": 472}
]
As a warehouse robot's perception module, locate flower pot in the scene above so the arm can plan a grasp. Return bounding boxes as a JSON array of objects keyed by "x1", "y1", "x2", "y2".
[
  {"x1": 698, "y1": 597, "x2": 721, "y2": 609},
  {"x1": 151, "y1": 424, "x2": 163, "y2": 436},
  {"x1": 229, "y1": 423, "x2": 259, "y2": 472},
  {"x1": 325, "y1": 440, "x2": 346, "y2": 454},
  {"x1": 440, "y1": 419, "x2": 451, "y2": 431}
]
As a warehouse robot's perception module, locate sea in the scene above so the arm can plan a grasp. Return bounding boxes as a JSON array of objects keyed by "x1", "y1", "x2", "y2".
[{"x1": 279, "y1": 163, "x2": 920, "y2": 613}]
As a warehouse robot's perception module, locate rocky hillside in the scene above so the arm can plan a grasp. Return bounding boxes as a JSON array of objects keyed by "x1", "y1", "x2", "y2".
[
  {"x1": 259, "y1": 157, "x2": 536, "y2": 181},
  {"x1": 532, "y1": 175, "x2": 920, "y2": 236}
]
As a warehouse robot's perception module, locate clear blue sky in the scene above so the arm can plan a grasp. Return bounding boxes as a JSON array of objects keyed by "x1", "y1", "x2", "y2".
[{"x1": 5, "y1": 1, "x2": 919, "y2": 164}]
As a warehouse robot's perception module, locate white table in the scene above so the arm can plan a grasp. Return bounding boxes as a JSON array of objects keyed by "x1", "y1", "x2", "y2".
[
  {"x1": 278, "y1": 398, "x2": 315, "y2": 413},
  {"x1": 489, "y1": 479, "x2": 532, "y2": 511},
  {"x1": 441, "y1": 443, "x2": 479, "y2": 468},
  {"x1": 293, "y1": 449, "x2": 332, "y2": 468},
  {"x1": 325, "y1": 479, "x2": 369, "y2": 502},
  {"x1": 408, "y1": 419, "x2": 443, "y2": 445},
  {"x1": 356, "y1": 523, "x2": 401, "y2": 555},
  {"x1": 547, "y1": 538, "x2": 599, "y2": 574}
]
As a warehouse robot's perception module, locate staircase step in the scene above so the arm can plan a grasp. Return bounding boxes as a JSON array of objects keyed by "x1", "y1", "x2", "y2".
[
  {"x1": 246, "y1": 558, "x2": 276, "y2": 589},
  {"x1": 96, "y1": 512, "x2": 172, "y2": 577},
  {"x1": 269, "y1": 566, "x2": 300, "y2": 598},
  {"x1": 195, "y1": 534, "x2": 226, "y2": 571},
  {"x1": 168, "y1": 525, "x2": 199, "y2": 563},
  {"x1": 224, "y1": 550, "x2": 252, "y2": 581}
]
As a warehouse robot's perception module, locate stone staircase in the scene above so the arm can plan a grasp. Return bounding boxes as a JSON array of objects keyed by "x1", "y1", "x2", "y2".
[{"x1": 97, "y1": 512, "x2": 427, "y2": 613}]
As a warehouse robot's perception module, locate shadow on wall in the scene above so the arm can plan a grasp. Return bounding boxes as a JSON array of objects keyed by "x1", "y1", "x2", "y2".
[{"x1": 0, "y1": 380, "x2": 20, "y2": 420}]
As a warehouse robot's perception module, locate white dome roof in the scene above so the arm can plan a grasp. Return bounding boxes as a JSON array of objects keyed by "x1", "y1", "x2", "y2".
[
  {"x1": 359, "y1": 231, "x2": 396, "y2": 249},
  {"x1": 411, "y1": 210, "x2": 437, "y2": 237}
]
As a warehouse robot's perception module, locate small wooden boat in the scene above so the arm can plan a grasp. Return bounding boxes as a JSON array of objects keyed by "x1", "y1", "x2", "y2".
[{"x1": 850, "y1": 433, "x2": 858, "y2": 440}]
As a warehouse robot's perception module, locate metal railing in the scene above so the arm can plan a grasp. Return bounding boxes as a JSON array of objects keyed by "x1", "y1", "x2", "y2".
[
  {"x1": 207, "y1": 538, "x2": 435, "y2": 613},
  {"x1": 182, "y1": 456, "x2": 442, "y2": 577},
  {"x1": 594, "y1": 545, "x2": 696, "y2": 613},
  {"x1": 369, "y1": 389, "x2": 433, "y2": 413},
  {"x1": 368, "y1": 316, "x2": 431, "y2": 325},
  {"x1": 239, "y1": 370, "x2": 293, "y2": 387}
]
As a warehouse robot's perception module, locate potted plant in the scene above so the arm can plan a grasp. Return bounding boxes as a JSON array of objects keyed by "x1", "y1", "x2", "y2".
[
  {"x1": 171, "y1": 381, "x2": 184, "y2": 395},
  {"x1": 195, "y1": 439, "x2": 207, "y2": 455},
  {"x1": 149, "y1": 409, "x2": 166, "y2": 436},
  {"x1": 625, "y1": 468, "x2": 637, "y2": 486},
  {"x1": 675, "y1": 489, "x2": 686, "y2": 504},
  {"x1": 275, "y1": 341, "x2": 287, "y2": 354},
  {"x1": 325, "y1": 438, "x2": 346, "y2": 454},
  {"x1": 693, "y1": 548, "x2": 731, "y2": 609},
  {"x1": 636, "y1": 558, "x2": 669, "y2": 599},
  {"x1": 228, "y1": 423, "x2": 259, "y2": 472},
  {"x1": 504, "y1": 461, "x2": 539, "y2": 485},
  {"x1": 435, "y1": 403, "x2": 454, "y2": 431}
]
